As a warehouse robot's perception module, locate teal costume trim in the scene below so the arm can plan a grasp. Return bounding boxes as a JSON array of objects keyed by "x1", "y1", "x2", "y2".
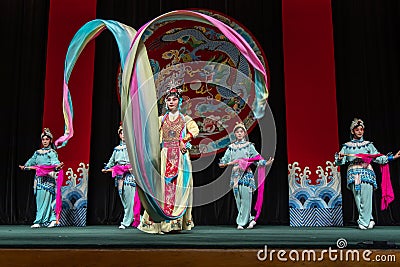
[
  {"x1": 24, "y1": 147, "x2": 60, "y2": 225},
  {"x1": 347, "y1": 168, "x2": 377, "y2": 191}
]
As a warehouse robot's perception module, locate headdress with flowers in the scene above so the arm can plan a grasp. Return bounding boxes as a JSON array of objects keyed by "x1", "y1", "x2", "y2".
[
  {"x1": 233, "y1": 121, "x2": 247, "y2": 132},
  {"x1": 41, "y1": 128, "x2": 53, "y2": 140},
  {"x1": 118, "y1": 121, "x2": 123, "y2": 134},
  {"x1": 232, "y1": 121, "x2": 249, "y2": 142},
  {"x1": 349, "y1": 118, "x2": 365, "y2": 139},
  {"x1": 41, "y1": 128, "x2": 56, "y2": 149},
  {"x1": 350, "y1": 118, "x2": 364, "y2": 131},
  {"x1": 164, "y1": 79, "x2": 183, "y2": 110}
]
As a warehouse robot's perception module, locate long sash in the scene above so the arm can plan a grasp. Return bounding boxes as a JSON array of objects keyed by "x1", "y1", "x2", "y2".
[
  {"x1": 352, "y1": 153, "x2": 394, "y2": 210},
  {"x1": 31, "y1": 165, "x2": 64, "y2": 222},
  {"x1": 235, "y1": 155, "x2": 266, "y2": 221},
  {"x1": 109, "y1": 164, "x2": 141, "y2": 227}
]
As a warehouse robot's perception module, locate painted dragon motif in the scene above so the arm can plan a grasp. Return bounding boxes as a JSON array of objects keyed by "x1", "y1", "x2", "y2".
[{"x1": 161, "y1": 28, "x2": 251, "y2": 100}]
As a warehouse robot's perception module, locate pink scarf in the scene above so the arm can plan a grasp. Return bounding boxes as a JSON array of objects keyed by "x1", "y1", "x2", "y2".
[
  {"x1": 110, "y1": 164, "x2": 131, "y2": 178},
  {"x1": 235, "y1": 155, "x2": 266, "y2": 221},
  {"x1": 109, "y1": 164, "x2": 141, "y2": 227},
  {"x1": 31, "y1": 165, "x2": 64, "y2": 222},
  {"x1": 354, "y1": 153, "x2": 394, "y2": 210}
]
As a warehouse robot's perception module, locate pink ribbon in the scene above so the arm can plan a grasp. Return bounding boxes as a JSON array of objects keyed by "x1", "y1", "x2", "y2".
[
  {"x1": 354, "y1": 153, "x2": 394, "y2": 210},
  {"x1": 235, "y1": 155, "x2": 266, "y2": 221},
  {"x1": 380, "y1": 163, "x2": 394, "y2": 210},
  {"x1": 109, "y1": 164, "x2": 141, "y2": 227},
  {"x1": 132, "y1": 190, "x2": 141, "y2": 228},
  {"x1": 31, "y1": 165, "x2": 64, "y2": 222},
  {"x1": 110, "y1": 164, "x2": 131, "y2": 178}
]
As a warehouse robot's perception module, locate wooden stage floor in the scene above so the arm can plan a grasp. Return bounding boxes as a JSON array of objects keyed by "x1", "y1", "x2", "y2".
[{"x1": 1, "y1": 225, "x2": 399, "y2": 266}]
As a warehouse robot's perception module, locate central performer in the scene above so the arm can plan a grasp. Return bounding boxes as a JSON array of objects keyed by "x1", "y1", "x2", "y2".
[{"x1": 138, "y1": 85, "x2": 199, "y2": 234}]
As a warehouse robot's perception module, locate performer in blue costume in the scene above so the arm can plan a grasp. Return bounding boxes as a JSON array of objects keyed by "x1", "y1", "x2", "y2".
[
  {"x1": 219, "y1": 122, "x2": 273, "y2": 230},
  {"x1": 335, "y1": 118, "x2": 400, "y2": 229},
  {"x1": 102, "y1": 125, "x2": 139, "y2": 229},
  {"x1": 19, "y1": 128, "x2": 64, "y2": 228}
]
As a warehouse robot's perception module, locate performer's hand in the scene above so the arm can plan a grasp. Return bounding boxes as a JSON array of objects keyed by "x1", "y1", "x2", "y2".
[
  {"x1": 266, "y1": 157, "x2": 274, "y2": 166},
  {"x1": 394, "y1": 150, "x2": 400, "y2": 160},
  {"x1": 180, "y1": 141, "x2": 187, "y2": 154},
  {"x1": 101, "y1": 169, "x2": 108, "y2": 173},
  {"x1": 337, "y1": 152, "x2": 344, "y2": 160},
  {"x1": 19, "y1": 165, "x2": 26, "y2": 170},
  {"x1": 219, "y1": 161, "x2": 234, "y2": 167},
  {"x1": 56, "y1": 162, "x2": 64, "y2": 171}
]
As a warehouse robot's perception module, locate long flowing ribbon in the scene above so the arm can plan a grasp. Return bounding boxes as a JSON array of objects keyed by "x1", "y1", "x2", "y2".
[
  {"x1": 121, "y1": 10, "x2": 269, "y2": 221},
  {"x1": 30, "y1": 165, "x2": 64, "y2": 222},
  {"x1": 57, "y1": 11, "x2": 270, "y2": 222},
  {"x1": 55, "y1": 20, "x2": 136, "y2": 148},
  {"x1": 235, "y1": 154, "x2": 266, "y2": 221},
  {"x1": 352, "y1": 153, "x2": 394, "y2": 210}
]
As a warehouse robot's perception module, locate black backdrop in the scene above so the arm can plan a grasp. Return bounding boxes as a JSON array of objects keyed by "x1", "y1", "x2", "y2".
[
  {"x1": 2, "y1": 0, "x2": 400, "y2": 227},
  {"x1": 332, "y1": 0, "x2": 400, "y2": 225}
]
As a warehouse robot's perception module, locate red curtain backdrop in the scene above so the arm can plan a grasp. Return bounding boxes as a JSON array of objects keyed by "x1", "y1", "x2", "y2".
[
  {"x1": 282, "y1": 0, "x2": 339, "y2": 182},
  {"x1": 43, "y1": 0, "x2": 97, "y2": 171}
]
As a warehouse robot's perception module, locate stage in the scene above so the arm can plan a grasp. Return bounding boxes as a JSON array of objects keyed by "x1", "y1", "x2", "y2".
[
  {"x1": 0, "y1": 225, "x2": 399, "y2": 249},
  {"x1": 1, "y1": 225, "x2": 400, "y2": 266}
]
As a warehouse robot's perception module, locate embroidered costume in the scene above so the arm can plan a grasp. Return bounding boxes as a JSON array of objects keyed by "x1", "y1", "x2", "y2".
[
  {"x1": 104, "y1": 126, "x2": 139, "y2": 228},
  {"x1": 138, "y1": 86, "x2": 199, "y2": 234},
  {"x1": 335, "y1": 118, "x2": 394, "y2": 229},
  {"x1": 220, "y1": 139, "x2": 267, "y2": 228},
  {"x1": 23, "y1": 128, "x2": 61, "y2": 227}
]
